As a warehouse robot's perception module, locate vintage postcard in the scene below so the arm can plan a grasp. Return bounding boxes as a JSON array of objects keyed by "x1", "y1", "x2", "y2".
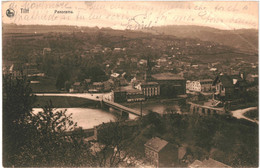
[{"x1": 2, "y1": 1, "x2": 258, "y2": 167}]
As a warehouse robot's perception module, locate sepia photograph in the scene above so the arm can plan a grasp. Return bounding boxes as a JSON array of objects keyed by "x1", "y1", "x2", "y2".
[{"x1": 2, "y1": 1, "x2": 259, "y2": 167}]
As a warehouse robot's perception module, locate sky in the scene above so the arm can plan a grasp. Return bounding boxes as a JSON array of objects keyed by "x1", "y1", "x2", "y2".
[{"x1": 2, "y1": 1, "x2": 259, "y2": 30}]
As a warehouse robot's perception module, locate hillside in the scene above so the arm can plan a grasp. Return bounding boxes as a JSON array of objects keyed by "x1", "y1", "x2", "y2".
[
  {"x1": 146, "y1": 25, "x2": 258, "y2": 54},
  {"x1": 2, "y1": 24, "x2": 257, "y2": 64}
]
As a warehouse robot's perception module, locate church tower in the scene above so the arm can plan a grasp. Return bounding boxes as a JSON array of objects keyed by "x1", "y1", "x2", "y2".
[{"x1": 144, "y1": 56, "x2": 152, "y2": 82}]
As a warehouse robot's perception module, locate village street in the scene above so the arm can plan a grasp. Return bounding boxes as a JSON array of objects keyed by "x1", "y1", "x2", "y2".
[{"x1": 231, "y1": 107, "x2": 258, "y2": 124}]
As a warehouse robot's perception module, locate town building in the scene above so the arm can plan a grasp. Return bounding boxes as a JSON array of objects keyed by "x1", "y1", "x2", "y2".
[
  {"x1": 187, "y1": 79, "x2": 213, "y2": 92},
  {"x1": 112, "y1": 90, "x2": 127, "y2": 103},
  {"x1": 189, "y1": 158, "x2": 231, "y2": 168},
  {"x1": 144, "y1": 137, "x2": 178, "y2": 167},
  {"x1": 134, "y1": 57, "x2": 161, "y2": 98},
  {"x1": 126, "y1": 89, "x2": 145, "y2": 102},
  {"x1": 92, "y1": 82, "x2": 104, "y2": 92},
  {"x1": 151, "y1": 72, "x2": 186, "y2": 97},
  {"x1": 103, "y1": 79, "x2": 114, "y2": 92},
  {"x1": 212, "y1": 73, "x2": 247, "y2": 101},
  {"x1": 70, "y1": 82, "x2": 82, "y2": 93},
  {"x1": 112, "y1": 87, "x2": 145, "y2": 103},
  {"x1": 83, "y1": 79, "x2": 92, "y2": 91},
  {"x1": 140, "y1": 82, "x2": 160, "y2": 98}
]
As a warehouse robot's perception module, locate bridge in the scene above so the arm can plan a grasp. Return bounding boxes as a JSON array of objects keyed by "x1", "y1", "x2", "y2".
[
  {"x1": 35, "y1": 93, "x2": 142, "y2": 118},
  {"x1": 35, "y1": 93, "x2": 104, "y2": 101},
  {"x1": 101, "y1": 99, "x2": 141, "y2": 118},
  {"x1": 188, "y1": 102, "x2": 226, "y2": 115}
]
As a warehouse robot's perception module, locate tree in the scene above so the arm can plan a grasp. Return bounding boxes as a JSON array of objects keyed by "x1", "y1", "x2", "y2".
[
  {"x1": 3, "y1": 74, "x2": 36, "y2": 166},
  {"x1": 25, "y1": 101, "x2": 89, "y2": 166},
  {"x1": 55, "y1": 67, "x2": 70, "y2": 90},
  {"x1": 3, "y1": 74, "x2": 91, "y2": 167},
  {"x1": 91, "y1": 121, "x2": 133, "y2": 167}
]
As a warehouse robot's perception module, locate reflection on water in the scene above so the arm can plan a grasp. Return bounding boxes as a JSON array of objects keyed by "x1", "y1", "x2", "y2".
[{"x1": 33, "y1": 108, "x2": 116, "y2": 129}]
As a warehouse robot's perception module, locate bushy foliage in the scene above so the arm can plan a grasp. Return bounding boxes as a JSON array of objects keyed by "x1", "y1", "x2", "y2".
[
  {"x1": 130, "y1": 112, "x2": 258, "y2": 167},
  {"x1": 3, "y1": 75, "x2": 91, "y2": 167},
  {"x1": 3, "y1": 74, "x2": 36, "y2": 166}
]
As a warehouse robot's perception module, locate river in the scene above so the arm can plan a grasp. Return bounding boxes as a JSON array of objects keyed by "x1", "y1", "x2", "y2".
[{"x1": 33, "y1": 107, "x2": 139, "y2": 129}]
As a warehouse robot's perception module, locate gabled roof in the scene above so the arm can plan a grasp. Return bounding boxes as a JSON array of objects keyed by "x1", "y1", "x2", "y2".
[
  {"x1": 213, "y1": 74, "x2": 247, "y2": 88},
  {"x1": 189, "y1": 160, "x2": 203, "y2": 168},
  {"x1": 189, "y1": 158, "x2": 231, "y2": 168},
  {"x1": 84, "y1": 79, "x2": 91, "y2": 83},
  {"x1": 73, "y1": 82, "x2": 81, "y2": 86},
  {"x1": 199, "y1": 79, "x2": 213, "y2": 83},
  {"x1": 178, "y1": 147, "x2": 187, "y2": 160},
  {"x1": 201, "y1": 158, "x2": 231, "y2": 168},
  {"x1": 93, "y1": 82, "x2": 103, "y2": 86},
  {"x1": 144, "y1": 137, "x2": 168, "y2": 152}
]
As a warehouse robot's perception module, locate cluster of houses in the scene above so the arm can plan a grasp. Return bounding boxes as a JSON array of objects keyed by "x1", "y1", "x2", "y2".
[
  {"x1": 70, "y1": 79, "x2": 113, "y2": 93},
  {"x1": 112, "y1": 71, "x2": 186, "y2": 103},
  {"x1": 69, "y1": 75, "x2": 128, "y2": 93},
  {"x1": 144, "y1": 137, "x2": 231, "y2": 167},
  {"x1": 186, "y1": 70, "x2": 257, "y2": 109},
  {"x1": 3, "y1": 61, "x2": 45, "y2": 82},
  {"x1": 89, "y1": 123, "x2": 231, "y2": 167}
]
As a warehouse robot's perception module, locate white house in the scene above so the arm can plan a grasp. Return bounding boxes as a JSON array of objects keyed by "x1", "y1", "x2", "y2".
[{"x1": 187, "y1": 79, "x2": 213, "y2": 92}]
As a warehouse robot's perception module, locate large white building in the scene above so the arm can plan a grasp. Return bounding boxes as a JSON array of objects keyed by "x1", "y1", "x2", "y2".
[{"x1": 186, "y1": 79, "x2": 213, "y2": 92}]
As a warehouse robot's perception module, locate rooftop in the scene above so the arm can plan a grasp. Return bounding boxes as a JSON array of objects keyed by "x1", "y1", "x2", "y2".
[
  {"x1": 141, "y1": 81, "x2": 159, "y2": 86},
  {"x1": 213, "y1": 74, "x2": 246, "y2": 87},
  {"x1": 202, "y1": 158, "x2": 231, "y2": 168},
  {"x1": 93, "y1": 82, "x2": 103, "y2": 85},
  {"x1": 144, "y1": 137, "x2": 168, "y2": 152},
  {"x1": 152, "y1": 72, "x2": 185, "y2": 80},
  {"x1": 199, "y1": 79, "x2": 213, "y2": 82},
  {"x1": 189, "y1": 160, "x2": 203, "y2": 168},
  {"x1": 73, "y1": 82, "x2": 81, "y2": 86},
  {"x1": 189, "y1": 158, "x2": 231, "y2": 168},
  {"x1": 178, "y1": 147, "x2": 187, "y2": 160}
]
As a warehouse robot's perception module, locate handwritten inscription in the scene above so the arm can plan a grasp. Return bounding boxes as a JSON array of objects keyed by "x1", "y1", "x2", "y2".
[{"x1": 3, "y1": 1, "x2": 258, "y2": 30}]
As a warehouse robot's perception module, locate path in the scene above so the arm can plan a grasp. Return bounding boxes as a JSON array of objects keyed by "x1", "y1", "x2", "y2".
[{"x1": 231, "y1": 107, "x2": 258, "y2": 124}]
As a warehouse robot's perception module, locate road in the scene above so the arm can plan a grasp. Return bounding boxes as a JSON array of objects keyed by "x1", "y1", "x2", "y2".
[
  {"x1": 35, "y1": 93, "x2": 112, "y2": 101},
  {"x1": 231, "y1": 107, "x2": 258, "y2": 124}
]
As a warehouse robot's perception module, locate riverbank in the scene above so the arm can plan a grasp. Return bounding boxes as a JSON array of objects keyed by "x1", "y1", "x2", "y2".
[{"x1": 33, "y1": 96, "x2": 99, "y2": 108}]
